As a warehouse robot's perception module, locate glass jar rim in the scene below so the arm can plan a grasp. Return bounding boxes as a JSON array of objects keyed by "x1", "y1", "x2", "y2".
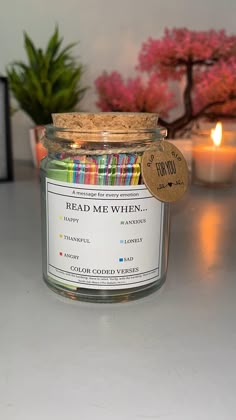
[
  {"x1": 45, "y1": 124, "x2": 167, "y2": 137},
  {"x1": 43, "y1": 125, "x2": 168, "y2": 156}
]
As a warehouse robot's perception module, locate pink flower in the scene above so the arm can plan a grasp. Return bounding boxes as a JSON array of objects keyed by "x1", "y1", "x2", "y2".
[{"x1": 95, "y1": 71, "x2": 175, "y2": 117}]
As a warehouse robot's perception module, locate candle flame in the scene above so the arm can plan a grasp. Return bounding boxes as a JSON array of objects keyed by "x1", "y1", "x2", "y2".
[{"x1": 211, "y1": 122, "x2": 222, "y2": 147}]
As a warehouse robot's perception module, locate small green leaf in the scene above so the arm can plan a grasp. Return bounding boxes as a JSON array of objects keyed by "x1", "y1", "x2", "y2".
[{"x1": 24, "y1": 32, "x2": 39, "y2": 68}]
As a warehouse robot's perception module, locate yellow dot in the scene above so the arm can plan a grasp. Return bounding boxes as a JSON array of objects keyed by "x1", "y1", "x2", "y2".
[
  {"x1": 59, "y1": 216, "x2": 63, "y2": 220},
  {"x1": 59, "y1": 234, "x2": 63, "y2": 238}
]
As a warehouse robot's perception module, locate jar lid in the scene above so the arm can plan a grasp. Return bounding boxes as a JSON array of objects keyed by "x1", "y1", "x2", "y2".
[
  {"x1": 52, "y1": 112, "x2": 159, "y2": 131},
  {"x1": 43, "y1": 112, "x2": 166, "y2": 154}
]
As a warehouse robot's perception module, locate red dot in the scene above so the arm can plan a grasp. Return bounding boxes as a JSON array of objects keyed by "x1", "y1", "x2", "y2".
[{"x1": 59, "y1": 252, "x2": 63, "y2": 256}]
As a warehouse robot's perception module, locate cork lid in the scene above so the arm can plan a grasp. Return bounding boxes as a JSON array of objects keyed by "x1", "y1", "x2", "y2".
[
  {"x1": 52, "y1": 112, "x2": 159, "y2": 131},
  {"x1": 43, "y1": 112, "x2": 162, "y2": 151}
]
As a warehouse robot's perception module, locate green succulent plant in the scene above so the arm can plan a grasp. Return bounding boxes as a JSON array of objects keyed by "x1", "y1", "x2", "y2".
[{"x1": 7, "y1": 26, "x2": 87, "y2": 125}]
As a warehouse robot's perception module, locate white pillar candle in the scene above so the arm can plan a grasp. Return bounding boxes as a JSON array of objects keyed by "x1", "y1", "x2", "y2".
[{"x1": 193, "y1": 123, "x2": 235, "y2": 185}]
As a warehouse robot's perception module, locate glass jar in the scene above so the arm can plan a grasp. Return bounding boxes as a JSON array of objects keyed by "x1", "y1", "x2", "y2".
[{"x1": 40, "y1": 112, "x2": 170, "y2": 303}]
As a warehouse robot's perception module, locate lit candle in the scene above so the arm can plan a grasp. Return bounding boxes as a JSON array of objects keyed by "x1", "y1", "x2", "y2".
[{"x1": 193, "y1": 122, "x2": 235, "y2": 185}]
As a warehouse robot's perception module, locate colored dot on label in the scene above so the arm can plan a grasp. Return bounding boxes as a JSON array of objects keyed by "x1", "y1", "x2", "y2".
[
  {"x1": 59, "y1": 234, "x2": 63, "y2": 238},
  {"x1": 59, "y1": 216, "x2": 63, "y2": 220},
  {"x1": 119, "y1": 258, "x2": 124, "y2": 262},
  {"x1": 59, "y1": 252, "x2": 63, "y2": 256},
  {"x1": 120, "y1": 221, "x2": 124, "y2": 225},
  {"x1": 120, "y1": 240, "x2": 124, "y2": 244}
]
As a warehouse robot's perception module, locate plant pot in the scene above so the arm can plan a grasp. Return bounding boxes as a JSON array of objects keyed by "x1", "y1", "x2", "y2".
[{"x1": 29, "y1": 126, "x2": 48, "y2": 167}]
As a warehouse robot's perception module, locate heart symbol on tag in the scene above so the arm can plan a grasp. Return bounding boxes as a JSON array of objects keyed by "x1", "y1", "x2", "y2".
[{"x1": 168, "y1": 182, "x2": 173, "y2": 187}]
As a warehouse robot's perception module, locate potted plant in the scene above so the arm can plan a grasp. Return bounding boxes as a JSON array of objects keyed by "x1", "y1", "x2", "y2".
[{"x1": 7, "y1": 26, "x2": 87, "y2": 166}]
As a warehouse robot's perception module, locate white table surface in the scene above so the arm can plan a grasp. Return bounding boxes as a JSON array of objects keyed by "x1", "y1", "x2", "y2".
[{"x1": 1, "y1": 165, "x2": 236, "y2": 420}]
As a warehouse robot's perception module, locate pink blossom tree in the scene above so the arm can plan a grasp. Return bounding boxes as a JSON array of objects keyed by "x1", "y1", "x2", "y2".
[
  {"x1": 139, "y1": 28, "x2": 236, "y2": 137},
  {"x1": 95, "y1": 28, "x2": 236, "y2": 138}
]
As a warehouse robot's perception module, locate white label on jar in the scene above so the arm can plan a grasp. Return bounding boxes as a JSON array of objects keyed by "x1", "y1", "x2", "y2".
[{"x1": 46, "y1": 178, "x2": 164, "y2": 290}]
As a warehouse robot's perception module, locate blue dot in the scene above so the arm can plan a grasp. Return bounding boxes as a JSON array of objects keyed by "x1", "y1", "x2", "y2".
[
  {"x1": 119, "y1": 258, "x2": 124, "y2": 262},
  {"x1": 120, "y1": 240, "x2": 124, "y2": 244}
]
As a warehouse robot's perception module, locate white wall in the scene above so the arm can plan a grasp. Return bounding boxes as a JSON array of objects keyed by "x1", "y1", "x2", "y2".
[{"x1": 0, "y1": 0, "x2": 236, "y2": 160}]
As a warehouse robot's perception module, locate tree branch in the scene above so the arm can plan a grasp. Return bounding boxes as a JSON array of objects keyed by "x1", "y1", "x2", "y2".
[
  {"x1": 184, "y1": 62, "x2": 193, "y2": 117},
  {"x1": 193, "y1": 96, "x2": 236, "y2": 120},
  {"x1": 159, "y1": 95, "x2": 236, "y2": 138},
  {"x1": 204, "y1": 112, "x2": 236, "y2": 120},
  {"x1": 158, "y1": 62, "x2": 195, "y2": 138},
  {"x1": 164, "y1": 57, "x2": 218, "y2": 68},
  {"x1": 158, "y1": 117, "x2": 169, "y2": 128}
]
